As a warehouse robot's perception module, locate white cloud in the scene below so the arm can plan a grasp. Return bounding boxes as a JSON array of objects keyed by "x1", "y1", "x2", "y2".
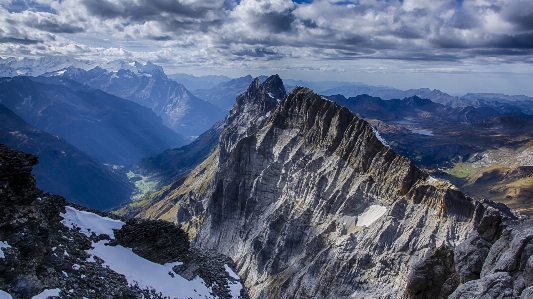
[{"x1": 0, "y1": 0, "x2": 531, "y2": 93}]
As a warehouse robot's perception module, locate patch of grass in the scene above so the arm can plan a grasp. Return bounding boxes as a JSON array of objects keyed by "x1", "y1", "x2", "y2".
[
  {"x1": 126, "y1": 170, "x2": 160, "y2": 201},
  {"x1": 443, "y1": 163, "x2": 477, "y2": 179}
]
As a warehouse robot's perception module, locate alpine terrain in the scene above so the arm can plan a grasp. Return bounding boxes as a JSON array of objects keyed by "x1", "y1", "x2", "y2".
[
  {"x1": 127, "y1": 75, "x2": 533, "y2": 298},
  {"x1": 0, "y1": 143, "x2": 247, "y2": 299},
  {"x1": 59, "y1": 62, "x2": 225, "y2": 137}
]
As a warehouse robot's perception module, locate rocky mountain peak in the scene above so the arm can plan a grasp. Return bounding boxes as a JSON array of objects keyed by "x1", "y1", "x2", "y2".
[
  {"x1": 228, "y1": 75, "x2": 284, "y2": 119},
  {"x1": 221, "y1": 75, "x2": 286, "y2": 159},
  {"x1": 136, "y1": 76, "x2": 503, "y2": 298},
  {"x1": 0, "y1": 144, "x2": 40, "y2": 205}
]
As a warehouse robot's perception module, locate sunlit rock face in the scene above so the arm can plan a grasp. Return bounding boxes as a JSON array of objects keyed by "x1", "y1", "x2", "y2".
[{"x1": 140, "y1": 75, "x2": 508, "y2": 299}]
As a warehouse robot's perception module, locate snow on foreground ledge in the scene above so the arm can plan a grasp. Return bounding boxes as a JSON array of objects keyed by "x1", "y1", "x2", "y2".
[
  {"x1": 60, "y1": 206, "x2": 243, "y2": 298},
  {"x1": 31, "y1": 288, "x2": 60, "y2": 299},
  {"x1": 88, "y1": 241, "x2": 213, "y2": 298},
  {"x1": 61, "y1": 206, "x2": 124, "y2": 238},
  {"x1": 356, "y1": 205, "x2": 388, "y2": 227},
  {"x1": 0, "y1": 241, "x2": 11, "y2": 258}
]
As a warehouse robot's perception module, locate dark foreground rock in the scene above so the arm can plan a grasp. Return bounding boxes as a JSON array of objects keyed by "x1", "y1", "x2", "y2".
[{"x1": 0, "y1": 143, "x2": 247, "y2": 299}]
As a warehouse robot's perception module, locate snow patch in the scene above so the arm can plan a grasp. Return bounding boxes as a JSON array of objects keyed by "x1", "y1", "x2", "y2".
[
  {"x1": 224, "y1": 264, "x2": 240, "y2": 279},
  {"x1": 87, "y1": 241, "x2": 213, "y2": 298},
  {"x1": 426, "y1": 176, "x2": 457, "y2": 189},
  {"x1": 265, "y1": 111, "x2": 271, "y2": 118},
  {"x1": 426, "y1": 175, "x2": 438, "y2": 184},
  {"x1": 224, "y1": 265, "x2": 243, "y2": 298},
  {"x1": 356, "y1": 205, "x2": 387, "y2": 227},
  {"x1": 31, "y1": 288, "x2": 60, "y2": 299},
  {"x1": 60, "y1": 206, "x2": 124, "y2": 238},
  {"x1": 0, "y1": 290, "x2": 12, "y2": 299},
  {"x1": 0, "y1": 241, "x2": 11, "y2": 258},
  {"x1": 371, "y1": 127, "x2": 389, "y2": 148}
]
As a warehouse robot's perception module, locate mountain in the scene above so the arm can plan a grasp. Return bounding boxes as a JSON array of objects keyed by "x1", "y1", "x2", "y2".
[
  {"x1": 0, "y1": 104, "x2": 133, "y2": 210},
  {"x1": 323, "y1": 94, "x2": 533, "y2": 214},
  {"x1": 282, "y1": 79, "x2": 356, "y2": 93},
  {"x1": 0, "y1": 76, "x2": 186, "y2": 165},
  {"x1": 128, "y1": 75, "x2": 533, "y2": 298},
  {"x1": 0, "y1": 56, "x2": 96, "y2": 77},
  {"x1": 59, "y1": 64, "x2": 225, "y2": 137},
  {"x1": 321, "y1": 85, "x2": 533, "y2": 116},
  {"x1": 168, "y1": 73, "x2": 231, "y2": 91},
  {"x1": 191, "y1": 75, "x2": 268, "y2": 111},
  {"x1": 134, "y1": 121, "x2": 223, "y2": 186},
  {"x1": 0, "y1": 143, "x2": 247, "y2": 298},
  {"x1": 326, "y1": 94, "x2": 531, "y2": 125}
]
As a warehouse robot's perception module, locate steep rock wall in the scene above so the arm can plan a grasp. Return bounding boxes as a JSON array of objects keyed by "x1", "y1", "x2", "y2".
[{"x1": 141, "y1": 76, "x2": 488, "y2": 298}]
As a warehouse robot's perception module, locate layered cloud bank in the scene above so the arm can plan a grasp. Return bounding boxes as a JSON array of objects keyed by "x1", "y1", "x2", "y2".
[{"x1": 1, "y1": 0, "x2": 532, "y2": 94}]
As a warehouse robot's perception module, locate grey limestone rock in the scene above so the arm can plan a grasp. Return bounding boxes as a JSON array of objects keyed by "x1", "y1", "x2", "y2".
[
  {"x1": 138, "y1": 76, "x2": 491, "y2": 298},
  {"x1": 450, "y1": 211, "x2": 533, "y2": 299},
  {"x1": 449, "y1": 272, "x2": 516, "y2": 299},
  {"x1": 404, "y1": 245, "x2": 459, "y2": 299}
]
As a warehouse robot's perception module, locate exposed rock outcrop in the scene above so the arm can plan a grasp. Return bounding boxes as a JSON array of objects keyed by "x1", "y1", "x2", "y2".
[
  {"x1": 449, "y1": 209, "x2": 533, "y2": 299},
  {"x1": 137, "y1": 76, "x2": 502, "y2": 298},
  {"x1": 0, "y1": 143, "x2": 246, "y2": 298}
]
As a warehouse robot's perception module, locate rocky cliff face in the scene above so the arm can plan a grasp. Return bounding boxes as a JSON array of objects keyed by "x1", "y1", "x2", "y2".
[
  {"x1": 135, "y1": 76, "x2": 523, "y2": 298},
  {"x1": 0, "y1": 144, "x2": 246, "y2": 298}
]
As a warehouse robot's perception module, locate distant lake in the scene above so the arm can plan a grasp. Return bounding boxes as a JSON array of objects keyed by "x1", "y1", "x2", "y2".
[
  {"x1": 409, "y1": 129, "x2": 434, "y2": 136},
  {"x1": 394, "y1": 120, "x2": 418, "y2": 125}
]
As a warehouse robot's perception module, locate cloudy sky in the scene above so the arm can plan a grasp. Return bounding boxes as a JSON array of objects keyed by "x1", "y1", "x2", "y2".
[{"x1": 1, "y1": 0, "x2": 532, "y2": 95}]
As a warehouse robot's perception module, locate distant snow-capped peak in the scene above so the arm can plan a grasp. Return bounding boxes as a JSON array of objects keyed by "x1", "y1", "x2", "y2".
[{"x1": 0, "y1": 56, "x2": 165, "y2": 78}]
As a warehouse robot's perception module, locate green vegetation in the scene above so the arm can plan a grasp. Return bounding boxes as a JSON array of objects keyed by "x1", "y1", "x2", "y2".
[
  {"x1": 126, "y1": 170, "x2": 160, "y2": 201},
  {"x1": 435, "y1": 145, "x2": 533, "y2": 215},
  {"x1": 443, "y1": 164, "x2": 476, "y2": 179}
]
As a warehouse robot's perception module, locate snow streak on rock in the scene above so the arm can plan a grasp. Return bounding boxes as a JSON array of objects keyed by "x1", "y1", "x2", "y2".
[
  {"x1": 87, "y1": 241, "x2": 213, "y2": 299},
  {"x1": 356, "y1": 205, "x2": 388, "y2": 227},
  {"x1": 225, "y1": 264, "x2": 243, "y2": 298},
  {"x1": 371, "y1": 126, "x2": 389, "y2": 147},
  {"x1": 0, "y1": 290, "x2": 12, "y2": 299},
  {"x1": 31, "y1": 288, "x2": 60, "y2": 299},
  {"x1": 0, "y1": 241, "x2": 11, "y2": 259}
]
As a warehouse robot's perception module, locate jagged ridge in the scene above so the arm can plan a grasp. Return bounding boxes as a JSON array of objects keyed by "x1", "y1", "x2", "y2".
[{"x1": 136, "y1": 75, "x2": 495, "y2": 298}]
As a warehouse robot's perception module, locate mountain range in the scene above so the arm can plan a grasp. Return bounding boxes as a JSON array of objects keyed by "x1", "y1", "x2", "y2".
[
  {"x1": 2, "y1": 56, "x2": 533, "y2": 297},
  {"x1": 58, "y1": 63, "x2": 225, "y2": 137},
  {"x1": 0, "y1": 76, "x2": 186, "y2": 166},
  {"x1": 321, "y1": 85, "x2": 533, "y2": 116}
]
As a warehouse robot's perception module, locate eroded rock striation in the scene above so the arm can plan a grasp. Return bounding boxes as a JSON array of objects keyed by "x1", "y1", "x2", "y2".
[{"x1": 132, "y1": 75, "x2": 533, "y2": 298}]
